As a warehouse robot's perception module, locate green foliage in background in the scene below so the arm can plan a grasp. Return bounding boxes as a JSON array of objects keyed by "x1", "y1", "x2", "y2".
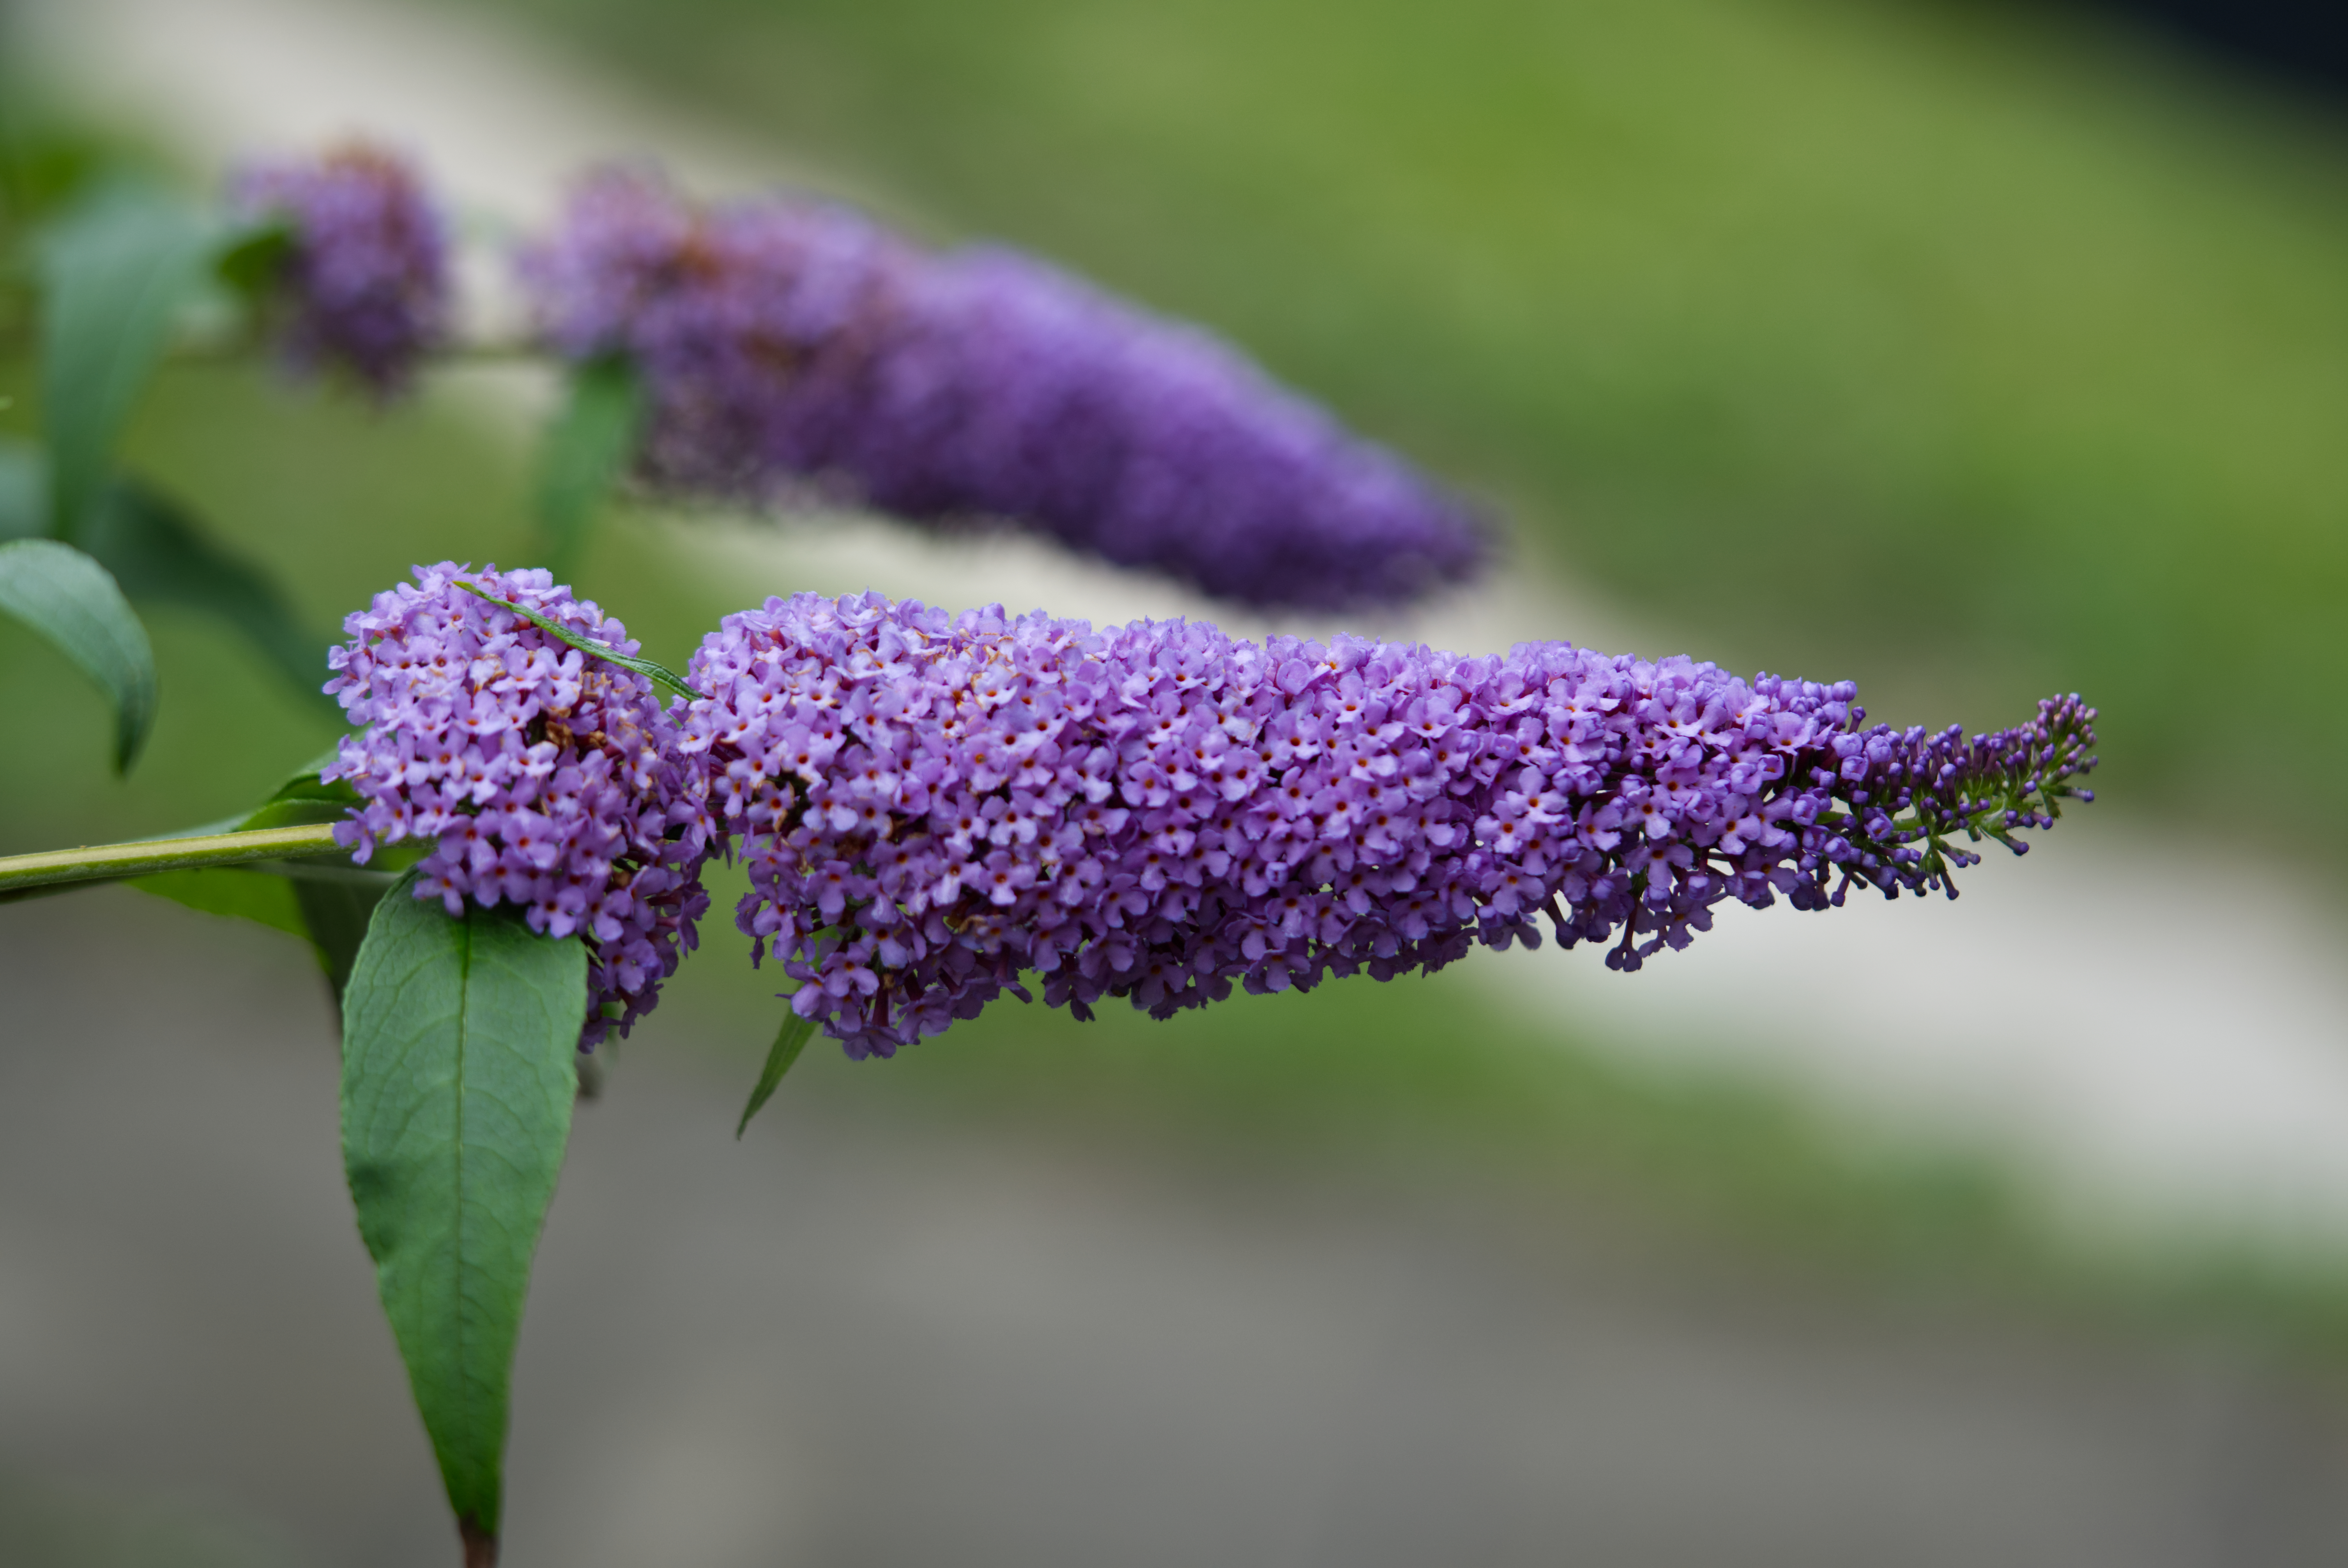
[
  {"x1": 534, "y1": 356, "x2": 645, "y2": 578},
  {"x1": 434, "y1": 0, "x2": 2348, "y2": 859},
  {"x1": 35, "y1": 187, "x2": 222, "y2": 537},
  {"x1": 0, "y1": 358, "x2": 519, "y2": 849}
]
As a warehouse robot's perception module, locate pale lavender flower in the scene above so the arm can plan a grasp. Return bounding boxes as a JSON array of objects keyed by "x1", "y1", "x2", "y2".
[
  {"x1": 519, "y1": 168, "x2": 1484, "y2": 611},
  {"x1": 229, "y1": 144, "x2": 450, "y2": 395},
  {"x1": 325, "y1": 563, "x2": 718, "y2": 1046},
  {"x1": 679, "y1": 592, "x2": 2097, "y2": 1060}
]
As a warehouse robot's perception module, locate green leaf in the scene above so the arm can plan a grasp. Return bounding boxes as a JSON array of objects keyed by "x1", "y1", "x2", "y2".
[
  {"x1": 129, "y1": 866, "x2": 310, "y2": 940},
  {"x1": 128, "y1": 862, "x2": 389, "y2": 1003},
  {"x1": 535, "y1": 357, "x2": 643, "y2": 580},
  {"x1": 454, "y1": 580, "x2": 704, "y2": 701},
  {"x1": 341, "y1": 877, "x2": 587, "y2": 1553},
  {"x1": 234, "y1": 748, "x2": 363, "y2": 830},
  {"x1": 79, "y1": 475, "x2": 331, "y2": 705},
  {"x1": 0, "y1": 537, "x2": 157, "y2": 771},
  {"x1": 36, "y1": 185, "x2": 219, "y2": 536},
  {"x1": 736, "y1": 1009, "x2": 817, "y2": 1139}
]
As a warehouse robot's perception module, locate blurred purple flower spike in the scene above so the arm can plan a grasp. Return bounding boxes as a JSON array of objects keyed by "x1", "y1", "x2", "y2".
[
  {"x1": 679, "y1": 591, "x2": 2097, "y2": 1061},
  {"x1": 230, "y1": 143, "x2": 451, "y2": 395},
  {"x1": 520, "y1": 168, "x2": 1487, "y2": 611},
  {"x1": 324, "y1": 563, "x2": 719, "y2": 1047}
]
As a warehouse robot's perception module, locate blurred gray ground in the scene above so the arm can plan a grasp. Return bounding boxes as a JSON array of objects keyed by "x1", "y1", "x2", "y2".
[{"x1": 5, "y1": 892, "x2": 2348, "y2": 1567}]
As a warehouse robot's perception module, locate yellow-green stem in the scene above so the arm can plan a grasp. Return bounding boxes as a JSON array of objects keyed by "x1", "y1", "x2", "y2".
[{"x1": 0, "y1": 823, "x2": 344, "y2": 894}]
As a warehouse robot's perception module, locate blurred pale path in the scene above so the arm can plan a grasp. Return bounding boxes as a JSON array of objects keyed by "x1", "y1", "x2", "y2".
[
  {"x1": 11, "y1": 889, "x2": 2348, "y2": 1568},
  {"x1": 1532, "y1": 831, "x2": 2348, "y2": 1256},
  {"x1": 22, "y1": 0, "x2": 2348, "y2": 1258}
]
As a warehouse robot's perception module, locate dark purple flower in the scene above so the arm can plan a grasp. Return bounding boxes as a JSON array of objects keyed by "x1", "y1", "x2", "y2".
[
  {"x1": 519, "y1": 168, "x2": 1484, "y2": 611},
  {"x1": 229, "y1": 143, "x2": 450, "y2": 395},
  {"x1": 325, "y1": 563, "x2": 719, "y2": 1046},
  {"x1": 679, "y1": 591, "x2": 2097, "y2": 1061}
]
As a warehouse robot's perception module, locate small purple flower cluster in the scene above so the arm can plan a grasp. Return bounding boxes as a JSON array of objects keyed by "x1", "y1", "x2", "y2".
[
  {"x1": 678, "y1": 592, "x2": 2096, "y2": 1059},
  {"x1": 520, "y1": 168, "x2": 1484, "y2": 611},
  {"x1": 324, "y1": 564, "x2": 718, "y2": 1046},
  {"x1": 229, "y1": 143, "x2": 450, "y2": 395}
]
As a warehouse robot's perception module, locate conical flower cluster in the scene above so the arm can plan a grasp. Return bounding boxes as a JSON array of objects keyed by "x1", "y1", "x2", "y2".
[
  {"x1": 520, "y1": 168, "x2": 1484, "y2": 611},
  {"x1": 229, "y1": 143, "x2": 451, "y2": 394},
  {"x1": 678, "y1": 591, "x2": 2096, "y2": 1059},
  {"x1": 324, "y1": 564, "x2": 717, "y2": 1045}
]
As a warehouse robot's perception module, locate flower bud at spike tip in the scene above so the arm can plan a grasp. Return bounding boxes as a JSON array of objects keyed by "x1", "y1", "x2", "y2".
[
  {"x1": 228, "y1": 143, "x2": 451, "y2": 395},
  {"x1": 518, "y1": 168, "x2": 1485, "y2": 611},
  {"x1": 678, "y1": 592, "x2": 2097, "y2": 1061},
  {"x1": 325, "y1": 564, "x2": 718, "y2": 1047}
]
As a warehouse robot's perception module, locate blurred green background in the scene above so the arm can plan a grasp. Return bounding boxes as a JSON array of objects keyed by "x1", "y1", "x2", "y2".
[
  {"x1": 10, "y1": 0, "x2": 2348, "y2": 1560},
  {"x1": 4, "y1": 0, "x2": 2346, "y2": 1315}
]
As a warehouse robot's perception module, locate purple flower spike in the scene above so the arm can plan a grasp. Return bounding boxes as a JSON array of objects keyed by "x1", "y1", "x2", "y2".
[
  {"x1": 230, "y1": 143, "x2": 450, "y2": 396},
  {"x1": 325, "y1": 563, "x2": 720, "y2": 1047},
  {"x1": 520, "y1": 168, "x2": 1485, "y2": 611},
  {"x1": 679, "y1": 591, "x2": 2097, "y2": 1061}
]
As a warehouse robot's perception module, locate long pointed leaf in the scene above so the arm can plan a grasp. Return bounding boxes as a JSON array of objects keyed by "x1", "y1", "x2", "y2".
[
  {"x1": 736, "y1": 1010, "x2": 817, "y2": 1138},
  {"x1": 37, "y1": 186, "x2": 219, "y2": 536},
  {"x1": 454, "y1": 581, "x2": 703, "y2": 700},
  {"x1": 0, "y1": 538, "x2": 157, "y2": 771},
  {"x1": 341, "y1": 879, "x2": 587, "y2": 1557},
  {"x1": 535, "y1": 357, "x2": 643, "y2": 580}
]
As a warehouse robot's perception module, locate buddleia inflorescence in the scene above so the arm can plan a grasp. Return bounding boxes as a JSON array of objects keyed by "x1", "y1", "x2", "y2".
[
  {"x1": 228, "y1": 143, "x2": 452, "y2": 395},
  {"x1": 519, "y1": 168, "x2": 1485, "y2": 610},
  {"x1": 677, "y1": 591, "x2": 2097, "y2": 1061},
  {"x1": 324, "y1": 565, "x2": 718, "y2": 1045}
]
